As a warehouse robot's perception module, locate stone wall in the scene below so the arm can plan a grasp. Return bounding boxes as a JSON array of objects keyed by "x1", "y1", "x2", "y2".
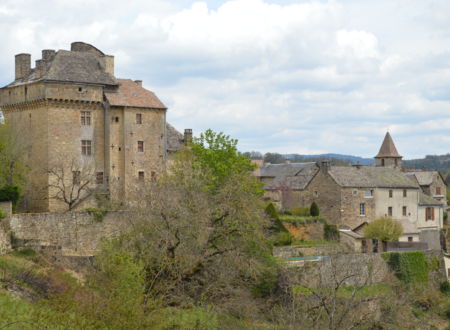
[
  {"x1": 273, "y1": 244, "x2": 351, "y2": 258},
  {"x1": 9, "y1": 211, "x2": 132, "y2": 256}
]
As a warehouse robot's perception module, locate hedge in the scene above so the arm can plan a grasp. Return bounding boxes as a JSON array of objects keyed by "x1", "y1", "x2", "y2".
[{"x1": 381, "y1": 251, "x2": 429, "y2": 283}]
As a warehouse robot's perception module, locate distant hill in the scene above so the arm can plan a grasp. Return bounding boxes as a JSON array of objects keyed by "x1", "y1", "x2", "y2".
[
  {"x1": 403, "y1": 154, "x2": 450, "y2": 176},
  {"x1": 284, "y1": 153, "x2": 375, "y2": 165}
]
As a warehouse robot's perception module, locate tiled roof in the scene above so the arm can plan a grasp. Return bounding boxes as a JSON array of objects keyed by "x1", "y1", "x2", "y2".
[
  {"x1": 328, "y1": 166, "x2": 419, "y2": 189},
  {"x1": 418, "y1": 191, "x2": 442, "y2": 206},
  {"x1": 261, "y1": 163, "x2": 318, "y2": 190},
  {"x1": 166, "y1": 123, "x2": 184, "y2": 153},
  {"x1": 9, "y1": 49, "x2": 117, "y2": 86},
  {"x1": 375, "y1": 132, "x2": 401, "y2": 158},
  {"x1": 105, "y1": 79, "x2": 166, "y2": 109},
  {"x1": 405, "y1": 170, "x2": 437, "y2": 186}
]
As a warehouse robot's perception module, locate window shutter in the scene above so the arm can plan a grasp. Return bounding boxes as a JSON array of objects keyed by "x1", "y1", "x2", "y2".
[
  {"x1": 432, "y1": 208, "x2": 435, "y2": 220},
  {"x1": 425, "y1": 208, "x2": 429, "y2": 221}
]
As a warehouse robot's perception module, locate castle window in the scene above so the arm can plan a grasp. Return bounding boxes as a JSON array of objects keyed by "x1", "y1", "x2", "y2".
[
  {"x1": 381, "y1": 159, "x2": 385, "y2": 166},
  {"x1": 359, "y1": 203, "x2": 365, "y2": 216},
  {"x1": 136, "y1": 113, "x2": 142, "y2": 124},
  {"x1": 425, "y1": 207, "x2": 434, "y2": 221},
  {"x1": 364, "y1": 190, "x2": 373, "y2": 198},
  {"x1": 81, "y1": 111, "x2": 91, "y2": 125},
  {"x1": 138, "y1": 171, "x2": 145, "y2": 181},
  {"x1": 96, "y1": 172, "x2": 104, "y2": 184},
  {"x1": 81, "y1": 140, "x2": 92, "y2": 156},
  {"x1": 388, "y1": 207, "x2": 393, "y2": 216},
  {"x1": 389, "y1": 190, "x2": 393, "y2": 198},
  {"x1": 72, "y1": 171, "x2": 80, "y2": 185},
  {"x1": 402, "y1": 206, "x2": 407, "y2": 216},
  {"x1": 408, "y1": 237, "x2": 413, "y2": 242},
  {"x1": 436, "y1": 187, "x2": 441, "y2": 195},
  {"x1": 111, "y1": 116, "x2": 119, "y2": 123},
  {"x1": 403, "y1": 189, "x2": 407, "y2": 197},
  {"x1": 137, "y1": 141, "x2": 144, "y2": 153}
]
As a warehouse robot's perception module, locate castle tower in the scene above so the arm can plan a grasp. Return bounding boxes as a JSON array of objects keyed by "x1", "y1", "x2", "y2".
[{"x1": 374, "y1": 132, "x2": 403, "y2": 169}]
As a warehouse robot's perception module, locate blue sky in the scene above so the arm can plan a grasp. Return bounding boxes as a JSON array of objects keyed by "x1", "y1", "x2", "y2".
[{"x1": 1, "y1": 0, "x2": 450, "y2": 159}]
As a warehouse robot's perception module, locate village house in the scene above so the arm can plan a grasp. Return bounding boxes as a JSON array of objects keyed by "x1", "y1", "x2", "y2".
[
  {"x1": 0, "y1": 42, "x2": 186, "y2": 212},
  {"x1": 257, "y1": 132, "x2": 445, "y2": 250}
]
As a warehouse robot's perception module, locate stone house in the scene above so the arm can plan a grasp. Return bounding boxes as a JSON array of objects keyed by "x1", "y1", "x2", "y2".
[
  {"x1": 405, "y1": 170, "x2": 447, "y2": 206},
  {"x1": 0, "y1": 42, "x2": 185, "y2": 212},
  {"x1": 258, "y1": 132, "x2": 444, "y2": 249}
]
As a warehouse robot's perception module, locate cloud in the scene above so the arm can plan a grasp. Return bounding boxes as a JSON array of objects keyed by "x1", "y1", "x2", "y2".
[{"x1": 0, "y1": 0, "x2": 450, "y2": 159}]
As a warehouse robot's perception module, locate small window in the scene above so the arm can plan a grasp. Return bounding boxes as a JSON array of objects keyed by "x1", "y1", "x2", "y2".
[
  {"x1": 314, "y1": 191, "x2": 319, "y2": 197},
  {"x1": 96, "y1": 172, "x2": 104, "y2": 184},
  {"x1": 408, "y1": 237, "x2": 413, "y2": 242},
  {"x1": 137, "y1": 141, "x2": 144, "y2": 153},
  {"x1": 81, "y1": 111, "x2": 91, "y2": 125},
  {"x1": 81, "y1": 140, "x2": 92, "y2": 156},
  {"x1": 360, "y1": 203, "x2": 365, "y2": 216},
  {"x1": 138, "y1": 171, "x2": 145, "y2": 181},
  {"x1": 402, "y1": 206, "x2": 407, "y2": 216},
  {"x1": 352, "y1": 190, "x2": 358, "y2": 196},
  {"x1": 381, "y1": 159, "x2": 385, "y2": 166},
  {"x1": 72, "y1": 171, "x2": 80, "y2": 185},
  {"x1": 364, "y1": 190, "x2": 373, "y2": 198},
  {"x1": 389, "y1": 190, "x2": 393, "y2": 198},
  {"x1": 425, "y1": 207, "x2": 434, "y2": 221},
  {"x1": 112, "y1": 116, "x2": 119, "y2": 123},
  {"x1": 403, "y1": 189, "x2": 407, "y2": 197},
  {"x1": 115, "y1": 117, "x2": 119, "y2": 123},
  {"x1": 436, "y1": 187, "x2": 441, "y2": 195},
  {"x1": 388, "y1": 207, "x2": 393, "y2": 217},
  {"x1": 136, "y1": 113, "x2": 142, "y2": 124}
]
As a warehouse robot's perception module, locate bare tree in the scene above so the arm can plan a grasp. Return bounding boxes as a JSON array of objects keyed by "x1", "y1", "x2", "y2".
[{"x1": 47, "y1": 157, "x2": 100, "y2": 211}]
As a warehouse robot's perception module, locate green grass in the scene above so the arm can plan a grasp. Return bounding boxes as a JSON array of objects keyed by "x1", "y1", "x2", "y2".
[
  {"x1": 278, "y1": 215, "x2": 326, "y2": 224},
  {"x1": 291, "y1": 239, "x2": 337, "y2": 247}
]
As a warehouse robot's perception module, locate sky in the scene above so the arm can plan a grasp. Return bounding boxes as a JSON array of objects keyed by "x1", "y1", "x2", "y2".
[{"x1": 1, "y1": 0, "x2": 450, "y2": 159}]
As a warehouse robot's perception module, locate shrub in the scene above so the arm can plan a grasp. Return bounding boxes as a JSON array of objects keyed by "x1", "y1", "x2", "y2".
[
  {"x1": 440, "y1": 281, "x2": 450, "y2": 295},
  {"x1": 324, "y1": 223, "x2": 340, "y2": 241},
  {"x1": 85, "y1": 207, "x2": 108, "y2": 222},
  {"x1": 310, "y1": 202, "x2": 319, "y2": 216},
  {"x1": 163, "y1": 307, "x2": 218, "y2": 329},
  {"x1": 0, "y1": 208, "x2": 6, "y2": 220},
  {"x1": 265, "y1": 202, "x2": 279, "y2": 220},
  {"x1": 289, "y1": 206, "x2": 310, "y2": 217},
  {"x1": 364, "y1": 217, "x2": 403, "y2": 242},
  {"x1": 0, "y1": 185, "x2": 21, "y2": 211},
  {"x1": 273, "y1": 232, "x2": 294, "y2": 246},
  {"x1": 382, "y1": 251, "x2": 429, "y2": 283}
]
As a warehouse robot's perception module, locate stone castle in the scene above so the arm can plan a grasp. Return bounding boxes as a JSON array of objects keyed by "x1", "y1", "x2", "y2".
[{"x1": 0, "y1": 42, "x2": 186, "y2": 212}]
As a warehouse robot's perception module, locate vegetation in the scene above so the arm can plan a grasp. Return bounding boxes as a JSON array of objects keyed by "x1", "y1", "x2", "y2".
[
  {"x1": 310, "y1": 201, "x2": 319, "y2": 216},
  {"x1": 288, "y1": 206, "x2": 310, "y2": 216},
  {"x1": 363, "y1": 217, "x2": 403, "y2": 242},
  {"x1": 323, "y1": 223, "x2": 340, "y2": 241},
  {"x1": 382, "y1": 251, "x2": 429, "y2": 284},
  {"x1": 85, "y1": 207, "x2": 108, "y2": 222},
  {"x1": 0, "y1": 185, "x2": 21, "y2": 211}
]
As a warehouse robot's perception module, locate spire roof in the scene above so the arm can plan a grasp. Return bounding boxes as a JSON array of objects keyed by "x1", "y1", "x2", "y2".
[{"x1": 375, "y1": 132, "x2": 402, "y2": 158}]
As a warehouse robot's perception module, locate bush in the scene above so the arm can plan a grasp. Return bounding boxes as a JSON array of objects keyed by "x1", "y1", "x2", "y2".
[
  {"x1": 310, "y1": 202, "x2": 319, "y2": 216},
  {"x1": 382, "y1": 251, "x2": 429, "y2": 283},
  {"x1": 289, "y1": 206, "x2": 310, "y2": 217},
  {"x1": 324, "y1": 223, "x2": 340, "y2": 241},
  {"x1": 265, "y1": 202, "x2": 279, "y2": 220},
  {"x1": 0, "y1": 208, "x2": 6, "y2": 219},
  {"x1": 163, "y1": 307, "x2": 218, "y2": 329},
  {"x1": 0, "y1": 185, "x2": 21, "y2": 211},
  {"x1": 273, "y1": 232, "x2": 294, "y2": 246},
  {"x1": 85, "y1": 208, "x2": 108, "y2": 222},
  {"x1": 440, "y1": 281, "x2": 450, "y2": 295}
]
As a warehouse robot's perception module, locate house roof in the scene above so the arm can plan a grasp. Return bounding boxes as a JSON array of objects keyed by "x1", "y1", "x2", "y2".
[
  {"x1": 9, "y1": 49, "x2": 117, "y2": 87},
  {"x1": 261, "y1": 163, "x2": 318, "y2": 190},
  {"x1": 339, "y1": 229, "x2": 364, "y2": 239},
  {"x1": 328, "y1": 166, "x2": 419, "y2": 189},
  {"x1": 375, "y1": 132, "x2": 402, "y2": 158},
  {"x1": 405, "y1": 170, "x2": 445, "y2": 187},
  {"x1": 105, "y1": 79, "x2": 166, "y2": 109},
  {"x1": 418, "y1": 191, "x2": 442, "y2": 206},
  {"x1": 166, "y1": 123, "x2": 184, "y2": 153}
]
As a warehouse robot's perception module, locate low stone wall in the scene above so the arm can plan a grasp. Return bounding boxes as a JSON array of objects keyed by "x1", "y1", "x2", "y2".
[
  {"x1": 9, "y1": 211, "x2": 132, "y2": 256},
  {"x1": 274, "y1": 244, "x2": 351, "y2": 258}
]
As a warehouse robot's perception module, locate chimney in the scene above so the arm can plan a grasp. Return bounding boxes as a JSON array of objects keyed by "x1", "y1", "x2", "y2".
[
  {"x1": 134, "y1": 80, "x2": 142, "y2": 87},
  {"x1": 15, "y1": 53, "x2": 31, "y2": 80},
  {"x1": 102, "y1": 55, "x2": 114, "y2": 76},
  {"x1": 35, "y1": 59, "x2": 44, "y2": 79},
  {"x1": 41, "y1": 49, "x2": 55, "y2": 61},
  {"x1": 319, "y1": 161, "x2": 330, "y2": 174},
  {"x1": 184, "y1": 129, "x2": 193, "y2": 144}
]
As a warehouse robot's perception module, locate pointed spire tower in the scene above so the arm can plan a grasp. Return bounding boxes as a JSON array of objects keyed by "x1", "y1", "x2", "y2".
[{"x1": 374, "y1": 132, "x2": 403, "y2": 169}]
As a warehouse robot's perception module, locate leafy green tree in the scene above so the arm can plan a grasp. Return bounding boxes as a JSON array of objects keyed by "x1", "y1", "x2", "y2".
[
  {"x1": 310, "y1": 202, "x2": 319, "y2": 216},
  {"x1": 363, "y1": 217, "x2": 403, "y2": 242},
  {"x1": 191, "y1": 129, "x2": 257, "y2": 192},
  {"x1": 0, "y1": 124, "x2": 29, "y2": 187}
]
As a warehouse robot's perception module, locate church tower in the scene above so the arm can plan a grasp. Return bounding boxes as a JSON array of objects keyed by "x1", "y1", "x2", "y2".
[{"x1": 374, "y1": 132, "x2": 403, "y2": 169}]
